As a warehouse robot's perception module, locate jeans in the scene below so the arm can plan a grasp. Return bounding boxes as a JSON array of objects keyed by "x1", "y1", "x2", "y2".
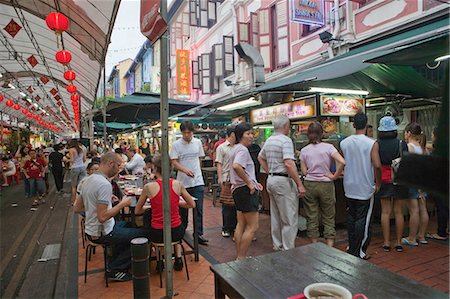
[
  {"x1": 52, "y1": 168, "x2": 64, "y2": 191},
  {"x1": 29, "y1": 178, "x2": 45, "y2": 197},
  {"x1": 180, "y1": 185, "x2": 205, "y2": 236},
  {"x1": 347, "y1": 196, "x2": 374, "y2": 259},
  {"x1": 222, "y1": 205, "x2": 237, "y2": 233},
  {"x1": 432, "y1": 195, "x2": 449, "y2": 238},
  {"x1": 23, "y1": 177, "x2": 30, "y2": 197},
  {"x1": 90, "y1": 221, "x2": 149, "y2": 271}
]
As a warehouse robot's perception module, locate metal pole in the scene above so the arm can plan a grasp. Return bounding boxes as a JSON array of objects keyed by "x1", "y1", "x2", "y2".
[
  {"x1": 131, "y1": 237, "x2": 150, "y2": 299},
  {"x1": 103, "y1": 66, "x2": 108, "y2": 149},
  {"x1": 160, "y1": 0, "x2": 173, "y2": 296}
]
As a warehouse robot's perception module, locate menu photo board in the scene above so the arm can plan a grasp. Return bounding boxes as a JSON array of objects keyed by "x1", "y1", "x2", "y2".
[
  {"x1": 251, "y1": 98, "x2": 316, "y2": 124},
  {"x1": 320, "y1": 96, "x2": 364, "y2": 116}
]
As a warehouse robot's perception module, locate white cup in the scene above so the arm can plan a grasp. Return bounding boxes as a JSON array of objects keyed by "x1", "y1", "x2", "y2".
[{"x1": 304, "y1": 283, "x2": 352, "y2": 299}]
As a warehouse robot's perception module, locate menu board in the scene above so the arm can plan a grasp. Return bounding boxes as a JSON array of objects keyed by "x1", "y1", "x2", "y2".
[
  {"x1": 320, "y1": 96, "x2": 364, "y2": 116},
  {"x1": 251, "y1": 98, "x2": 316, "y2": 124}
]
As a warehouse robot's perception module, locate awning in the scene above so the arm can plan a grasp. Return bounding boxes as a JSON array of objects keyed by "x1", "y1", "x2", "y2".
[{"x1": 94, "y1": 121, "x2": 147, "y2": 133}]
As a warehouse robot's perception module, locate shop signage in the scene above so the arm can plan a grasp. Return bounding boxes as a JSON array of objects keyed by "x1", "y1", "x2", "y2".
[
  {"x1": 290, "y1": 0, "x2": 325, "y2": 26},
  {"x1": 251, "y1": 99, "x2": 316, "y2": 124},
  {"x1": 176, "y1": 49, "x2": 191, "y2": 98},
  {"x1": 320, "y1": 96, "x2": 364, "y2": 116},
  {"x1": 140, "y1": 0, "x2": 167, "y2": 44}
]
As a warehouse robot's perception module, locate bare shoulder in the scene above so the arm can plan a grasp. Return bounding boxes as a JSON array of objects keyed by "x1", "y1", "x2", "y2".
[{"x1": 172, "y1": 180, "x2": 183, "y2": 194}]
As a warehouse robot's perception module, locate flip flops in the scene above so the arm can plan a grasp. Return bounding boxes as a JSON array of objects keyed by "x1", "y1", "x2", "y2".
[
  {"x1": 401, "y1": 238, "x2": 418, "y2": 247},
  {"x1": 394, "y1": 245, "x2": 404, "y2": 252}
]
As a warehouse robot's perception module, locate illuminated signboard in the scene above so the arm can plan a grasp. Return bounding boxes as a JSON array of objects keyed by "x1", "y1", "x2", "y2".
[
  {"x1": 176, "y1": 49, "x2": 191, "y2": 99},
  {"x1": 250, "y1": 98, "x2": 316, "y2": 124},
  {"x1": 290, "y1": 0, "x2": 325, "y2": 26},
  {"x1": 320, "y1": 96, "x2": 364, "y2": 116}
]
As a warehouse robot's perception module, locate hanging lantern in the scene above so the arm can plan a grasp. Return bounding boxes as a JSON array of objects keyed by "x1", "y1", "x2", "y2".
[
  {"x1": 5, "y1": 100, "x2": 14, "y2": 107},
  {"x1": 46, "y1": 12, "x2": 69, "y2": 34},
  {"x1": 13, "y1": 103, "x2": 20, "y2": 110},
  {"x1": 70, "y1": 93, "x2": 79, "y2": 102},
  {"x1": 64, "y1": 70, "x2": 76, "y2": 81},
  {"x1": 55, "y1": 50, "x2": 72, "y2": 65},
  {"x1": 71, "y1": 101, "x2": 78, "y2": 107},
  {"x1": 66, "y1": 84, "x2": 77, "y2": 93},
  {"x1": 26, "y1": 112, "x2": 33, "y2": 118},
  {"x1": 0, "y1": 95, "x2": 4, "y2": 101},
  {"x1": 22, "y1": 108, "x2": 28, "y2": 114}
]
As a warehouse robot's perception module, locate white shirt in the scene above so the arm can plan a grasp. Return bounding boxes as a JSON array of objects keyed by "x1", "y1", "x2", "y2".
[
  {"x1": 340, "y1": 134, "x2": 376, "y2": 200},
  {"x1": 215, "y1": 140, "x2": 234, "y2": 182},
  {"x1": 125, "y1": 153, "x2": 145, "y2": 175},
  {"x1": 259, "y1": 132, "x2": 295, "y2": 174},
  {"x1": 170, "y1": 137, "x2": 205, "y2": 188}
]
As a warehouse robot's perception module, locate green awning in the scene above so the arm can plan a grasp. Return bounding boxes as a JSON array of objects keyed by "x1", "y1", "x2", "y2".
[{"x1": 95, "y1": 122, "x2": 134, "y2": 130}]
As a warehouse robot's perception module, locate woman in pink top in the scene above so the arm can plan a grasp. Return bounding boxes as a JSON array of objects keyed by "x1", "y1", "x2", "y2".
[
  {"x1": 136, "y1": 155, "x2": 196, "y2": 271},
  {"x1": 300, "y1": 122, "x2": 345, "y2": 247}
]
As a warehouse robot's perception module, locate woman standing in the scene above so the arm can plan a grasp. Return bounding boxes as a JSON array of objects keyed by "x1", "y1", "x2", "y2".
[
  {"x1": 376, "y1": 116, "x2": 409, "y2": 252},
  {"x1": 15, "y1": 145, "x2": 30, "y2": 197},
  {"x1": 49, "y1": 144, "x2": 65, "y2": 193},
  {"x1": 300, "y1": 122, "x2": 345, "y2": 247},
  {"x1": 135, "y1": 156, "x2": 196, "y2": 271},
  {"x1": 68, "y1": 139, "x2": 86, "y2": 203},
  {"x1": 230, "y1": 122, "x2": 263, "y2": 260},
  {"x1": 402, "y1": 122, "x2": 429, "y2": 246}
]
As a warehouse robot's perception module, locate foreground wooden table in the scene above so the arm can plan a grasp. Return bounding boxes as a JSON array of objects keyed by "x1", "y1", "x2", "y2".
[{"x1": 210, "y1": 243, "x2": 446, "y2": 299}]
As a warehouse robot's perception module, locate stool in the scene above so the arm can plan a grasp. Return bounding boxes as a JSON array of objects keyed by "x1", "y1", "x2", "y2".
[
  {"x1": 151, "y1": 240, "x2": 189, "y2": 288},
  {"x1": 80, "y1": 217, "x2": 86, "y2": 249},
  {"x1": 211, "y1": 183, "x2": 220, "y2": 207},
  {"x1": 84, "y1": 238, "x2": 109, "y2": 287}
]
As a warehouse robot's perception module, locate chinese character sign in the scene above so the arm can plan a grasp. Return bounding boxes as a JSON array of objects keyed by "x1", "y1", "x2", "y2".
[
  {"x1": 176, "y1": 50, "x2": 191, "y2": 98},
  {"x1": 291, "y1": 0, "x2": 325, "y2": 26}
]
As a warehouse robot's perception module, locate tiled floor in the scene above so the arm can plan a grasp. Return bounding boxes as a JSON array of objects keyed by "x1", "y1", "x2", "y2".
[{"x1": 78, "y1": 194, "x2": 449, "y2": 298}]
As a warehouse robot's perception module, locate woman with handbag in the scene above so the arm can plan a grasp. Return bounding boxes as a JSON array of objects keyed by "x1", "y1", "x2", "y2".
[{"x1": 376, "y1": 116, "x2": 409, "y2": 252}]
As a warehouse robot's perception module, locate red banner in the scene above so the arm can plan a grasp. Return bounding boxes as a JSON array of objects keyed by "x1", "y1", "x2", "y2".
[
  {"x1": 140, "y1": 0, "x2": 167, "y2": 44},
  {"x1": 176, "y1": 50, "x2": 191, "y2": 98}
]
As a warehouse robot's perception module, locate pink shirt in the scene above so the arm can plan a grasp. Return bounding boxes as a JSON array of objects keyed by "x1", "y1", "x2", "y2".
[{"x1": 300, "y1": 143, "x2": 337, "y2": 182}]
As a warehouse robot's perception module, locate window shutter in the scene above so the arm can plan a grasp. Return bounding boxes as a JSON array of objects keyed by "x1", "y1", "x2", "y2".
[
  {"x1": 199, "y1": 0, "x2": 208, "y2": 27},
  {"x1": 223, "y1": 35, "x2": 234, "y2": 76},
  {"x1": 198, "y1": 55, "x2": 203, "y2": 88},
  {"x1": 250, "y1": 12, "x2": 259, "y2": 48},
  {"x1": 213, "y1": 44, "x2": 224, "y2": 77},
  {"x1": 182, "y1": 12, "x2": 190, "y2": 37},
  {"x1": 208, "y1": 1, "x2": 217, "y2": 28},
  {"x1": 258, "y1": 8, "x2": 272, "y2": 71},
  {"x1": 192, "y1": 60, "x2": 200, "y2": 89},
  {"x1": 276, "y1": 0, "x2": 289, "y2": 67},
  {"x1": 238, "y1": 22, "x2": 250, "y2": 43},
  {"x1": 189, "y1": 0, "x2": 198, "y2": 26},
  {"x1": 201, "y1": 53, "x2": 211, "y2": 94}
]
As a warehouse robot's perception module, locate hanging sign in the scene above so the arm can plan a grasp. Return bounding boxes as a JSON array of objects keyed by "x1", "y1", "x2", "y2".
[
  {"x1": 290, "y1": 0, "x2": 325, "y2": 26},
  {"x1": 250, "y1": 98, "x2": 316, "y2": 124},
  {"x1": 320, "y1": 96, "x2": 364, "y2": 116},
  {"x1": 176, "y1": 50, "x2": 191, "y2": 99},
  {"x1": 140, "y1": 0, "x2": 167, "y2": 44}
]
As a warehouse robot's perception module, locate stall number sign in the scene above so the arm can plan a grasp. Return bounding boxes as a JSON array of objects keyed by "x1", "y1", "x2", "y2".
[
  {"x1": 176, "y1": 50, "x2": 191, "y2": 99},
  {"x1": 291, "y1": 0, "x2": 325, "y2": 26},
  {"x1": 251, "y1": 99, "x2": 316, "y2": 124}
]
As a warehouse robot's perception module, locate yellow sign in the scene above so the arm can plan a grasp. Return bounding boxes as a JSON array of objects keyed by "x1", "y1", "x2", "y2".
[
  {"x1": 250, "y1": 99, "x2": 316, "y2": 124},
  {"x1": 176, "y1": 49, "x2": 191, "y2": 98}
]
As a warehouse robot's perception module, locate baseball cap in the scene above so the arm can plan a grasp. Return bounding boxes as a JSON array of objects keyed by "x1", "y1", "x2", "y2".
[{"x1": 378, "y1": 116, "x2": 398, "y2": 132}]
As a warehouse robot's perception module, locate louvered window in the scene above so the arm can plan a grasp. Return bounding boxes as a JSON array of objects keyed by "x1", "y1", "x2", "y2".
[
  {"x1": 250, "y1": 13, "x2": 259, "y2": 48},
  {"x1": 213, "y1": 44, "x2": 224, "y2": 77},
  {"x1": 192, "y1": 60, "x2": 200, "y2": 89},
  {"x1": 189, "y1": 0, "x2": 217, "y2": 28},
  {"x1": 275, "y1": 0, "x2": 289, "y2": 67},
  {"x1": 258, "y1": 8, "x2": 272, "y2": 71},
  {"x1": 201, "y1": 53, "x2": 211, "y2": 94},
  {"x1": 223, "y1": 36, "x2": 234, "y2": 77},
  {"x1": 238, "y1": 22, "x2": 250, "y2": 43}
]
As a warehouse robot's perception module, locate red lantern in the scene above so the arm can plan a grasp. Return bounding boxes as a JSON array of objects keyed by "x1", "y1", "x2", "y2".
[
  {"x1": 27, "y1": 112, "x2": 33, "y2": 118},
  {"x1": 0, "y1": 95, "x2": 4, "y2": 101},
  {"x1": 66, "y1": 84, "x2": 77, "y2": 93},
  {"x1": 70, "y1": 93, "x2": 79, "y2": 102},
  {"x1": 55, "y1": 50, "x2": 72, "y2": 65},
  {"x1": 64, "y1": 70, "x2": 76, "y2": 81},
  {"x1": 33, "y1": 115, "x2": 39, "y2": 120},
  {"x1": 13, "y1": 103, "x2": 20, "y2": 110},
  {"x1": 71, "y1": 101, "x2": 78, "y2": 107},
  {"x1": 46, "y1": 12, "x2": 69, "y2": 34},
  {"x1": 22, "y1": 108, "x2": 28, "y2": 114},
  {"x1": 5, "y1": 100, "x2": 14, "y2": 107}
]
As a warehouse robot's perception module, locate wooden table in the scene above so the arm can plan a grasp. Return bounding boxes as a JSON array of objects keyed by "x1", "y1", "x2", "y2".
[{"x1": 210, "y1": 243, "x2": 447, "y2": 299}]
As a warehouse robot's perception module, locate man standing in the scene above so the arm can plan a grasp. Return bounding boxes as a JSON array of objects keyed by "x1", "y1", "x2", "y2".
[
  {"x1": 74, "y1": 152, "x2": 148, "y2": 281},
  {"x1": 23, "y1": 149, "x2": 47, "y2": 209},
  {"x1": 212, "y1": 131, "x2": 226, "y2": 161},
  {"x1": 215, "y1": 125, "x2": 237, "y2": 238},
  {"x1": 258, "y1": 115, "x2": 306, "y2": 250},
  {"x1": 170, "y1": 121, "x2": 208, "y2": 245},
  {"x1": 125, "y1": 148, "x2": 145, "y2": 175},
  {"x1": 340, "y1": 112, "x2": 382, "y2": 259}
]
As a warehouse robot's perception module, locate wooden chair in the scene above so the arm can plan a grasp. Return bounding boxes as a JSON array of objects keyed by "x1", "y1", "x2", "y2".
[
  {"x1": 151, "y1": 240, "x2": 189, "y2": 288},
  {"x1": 84, "y1": 237, "x2": 109, "y2": 287}
]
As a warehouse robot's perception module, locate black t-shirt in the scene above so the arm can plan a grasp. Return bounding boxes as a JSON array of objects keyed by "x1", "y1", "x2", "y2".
[
  {"x1": 377, "y1": 138, "x2": 408, "y2": 166},
  {"x1": 48, "y1": 151, "x2": 64, "y2": 170},
  {"x1": 139, "y1": 145, "x2": 151, "y2": 157}
]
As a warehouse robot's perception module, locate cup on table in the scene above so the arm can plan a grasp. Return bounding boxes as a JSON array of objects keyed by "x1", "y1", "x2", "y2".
[{"x1": 304, "y1": 283, "x2": 352, "y2": 299}]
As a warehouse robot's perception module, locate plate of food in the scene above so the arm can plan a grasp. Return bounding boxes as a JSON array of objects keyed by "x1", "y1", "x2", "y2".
[
  {"x1": 322, "y1": 97, "x2": 342, "y2": 115},
  {"x1": 343, "y1": 99, "x2": 363, "y2": 114}
]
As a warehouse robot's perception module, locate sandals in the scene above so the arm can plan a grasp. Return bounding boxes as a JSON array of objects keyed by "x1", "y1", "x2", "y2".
[
  {"x1": 394, "y1": 245, "x2": 403, "y2": 252},
  {"x1": 382, "y1": 245, "x2": 390, "y2": 252},
  {"x1": 426, "y1": 233, "x2": 448, "y2": 241},
  {"x1": 417, "y1": 239, "x2": 428, "y2": 245},
  {"x1": 401, "y1": 238, "x2": 418, "y2": 247}
]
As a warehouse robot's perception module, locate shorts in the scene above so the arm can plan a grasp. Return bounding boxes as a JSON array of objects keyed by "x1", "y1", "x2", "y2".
[
  {"x1": 232, "y1": 186, "x2": 259, "y2": 213},
  {"x1": 149, "y1": 225, "x2": 185, "y2": 244},
  {"x1": 409, "y1": 188, "x2": 426, "y2": 200},
  {"x1": 70, "y1": 166, "x2": 86, "y2": 188},
  {"x1": 376, "y1": 183, "x2": 409, "y2": 200}
]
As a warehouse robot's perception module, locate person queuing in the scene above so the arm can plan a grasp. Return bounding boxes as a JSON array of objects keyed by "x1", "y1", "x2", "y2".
[
  {"x1": 23, "y1": 149, "x2": 47, "y2": 209},
  {"x1": 135, "y1": 156, "x2": 196, "y2": 271},
  {"x1": 376, "y1": 116, "x2": 409, "y2": 252},
  {"x1": 258, "y1": 115, "x2": 306, "y2": 251},
  {"x1": 68, "y1": 139, "x2": 86, "y2": 203},
  {"x1": 74, "y1": 152, "x2": 148, "y2": 282},
  {"x1": 215, "y1": 125, "x2": 237, "y2": 238},
  {"x1": 170, "y1": 121, "x2": 208, "y2": 245},
  {"x1": 340, "y1": 112, "x2": 382, "y2": 259},
  {"x1": 1, "y1": 156, "x2": 16, "y2": 187},
  {"x1": 125, "y1": 148, "x2": 145, "y2": 175},
  {"x1": 212, "y1": 131, "x2": 227, "y2": 161},
  {"x1": 15, "y1": 144, "x2": 31, "y2": 198},
  {"x1": 230, "y1": 122, "x2": 263, "y2": 260},
  {"x1": 300, "y1": 122, "x2": 345, "y2": 247}
]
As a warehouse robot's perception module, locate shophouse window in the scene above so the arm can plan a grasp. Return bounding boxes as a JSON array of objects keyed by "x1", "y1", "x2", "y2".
[
  {"x1": 301, "y1": 24, "x2": 321, "y2": 37},
  {"x1": 189, "y1": 0, "x2": 217, "y2": 29}
]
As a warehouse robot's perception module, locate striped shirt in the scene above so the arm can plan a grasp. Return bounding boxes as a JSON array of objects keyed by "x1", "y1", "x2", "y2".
[{"x1": 258, "y1": 132, "x2": 296, "y2": 174}]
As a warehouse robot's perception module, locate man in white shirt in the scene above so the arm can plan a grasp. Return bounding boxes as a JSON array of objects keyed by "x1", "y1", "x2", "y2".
[
  {"x1": 340, "y1": 112, "x2": 382, "y2": 259},
  {"x1": 2, "y1": 157, "x2": 16, "y2": 187},
  {"x1": 125, "y1": 148, "x2": 145, "y2": 175},
  {"x1": 170, "y1": 121, "x2": 208, "y2": 245}
]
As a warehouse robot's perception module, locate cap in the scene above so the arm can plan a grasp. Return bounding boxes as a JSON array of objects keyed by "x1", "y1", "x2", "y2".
[{"x1": 378, "y1": 116, "x2": 398, "y2": 132}]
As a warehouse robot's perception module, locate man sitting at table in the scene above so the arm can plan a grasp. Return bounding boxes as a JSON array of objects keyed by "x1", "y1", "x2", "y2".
[
  {"x1": 74, "y1": 152, "x2": 149, "y2": 282},
  {"x1": 2, "y1": 156, "x2": 16, "y2": 187},
  {"x1": 125, "y1": 148, "x2": 145, "y2": 175}
]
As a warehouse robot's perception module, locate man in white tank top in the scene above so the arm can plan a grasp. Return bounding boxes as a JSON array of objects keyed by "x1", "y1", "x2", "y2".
[{"x1": 340, "y1": 112, "x2": 382, "y2": 259}]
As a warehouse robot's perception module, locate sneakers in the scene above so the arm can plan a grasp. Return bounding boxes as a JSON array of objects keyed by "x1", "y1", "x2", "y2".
[
  {"x1": 198, "y1": 235, "x2": 209, "y2": 245},
  {"x1": 174, "y1": 257, "x2": 183, "y2": 271},
  {"x1": 107, "y1": 270, "x2": 132, "y2": 282},
  {"x1": 401, "y1": 237, "x2": 418, "y2": 247},
  {"x1": 2, "y1": 183, "x2": 9, "y2": 187},
  {"x1": 222, "y1": 231, "x2": 231, "y2": 238}
]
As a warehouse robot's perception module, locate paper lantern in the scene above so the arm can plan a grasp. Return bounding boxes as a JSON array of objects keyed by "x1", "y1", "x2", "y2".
[
  {"x1": 55, "y1": 50, "x2": 72, "y2": 65},
  {"x1": 26, "y1": 112, "x2": 33, "y2": 118},
  {"x1": 0, "y1": 95, "x2": 4, "y2": 101},
  {"x1": 66, "y1": 84, "x2": 77, "y2": 93},
  {"x1": 13, "y1": 103, "x2": 20, "y2": 110},
  {"x1": 45, "y1": 12, "x2": 69, "y2": 34},
  {"x1": 70, "y1": 93, "x2": 79, "y2": 102},
  {"x1": 22, "y1": 108, "x2": 28, "y2": 114},
  {"x1": 5, "y1": 100, "x2": 14, "y2": 107},
  {"x1": 71, "y1": 101, "x2": 79, "y2": 107},
  {"x1": 64, "y1": 70, "x2": 76, "y2": 81}
]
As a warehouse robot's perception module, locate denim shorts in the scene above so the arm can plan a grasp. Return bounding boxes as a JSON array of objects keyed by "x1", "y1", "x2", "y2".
[{"x1": 70, "y1": 167, "x2": 86, "y2": 188}]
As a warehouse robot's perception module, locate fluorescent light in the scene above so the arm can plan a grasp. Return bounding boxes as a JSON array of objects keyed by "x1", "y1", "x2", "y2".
[
  {"x1": 309, "y1": 87, "x2": 369, "y2": 95},
  {"x1": 19, "y1": 92, "x2": 26, "y2": 97},
  {"x1": 435, "y1": 54, "x2": 450, "y2": 62},
  {"x1": 0, "y1": 73, "x2": 2, "y2": 78},
  {"x1": 217, "y1": 97, "x2": 261, "y2": 111},
  {"x1": 33, "y1": 103, "x2": 39, "y2": 108},
  {"x1": 8, "y1": 83, "x2": 15, "y2": 89},
  {"x1": 255, "y1": 125, "x2": 274, "y2": 129},
  {"x1": 26, "y1": 98, "x2": 32, "y2": 103}
]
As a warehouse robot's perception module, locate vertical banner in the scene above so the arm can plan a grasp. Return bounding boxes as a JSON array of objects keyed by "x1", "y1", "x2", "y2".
[{"x1": 176, "y1": 49, "x2": 191, "y2": 98}]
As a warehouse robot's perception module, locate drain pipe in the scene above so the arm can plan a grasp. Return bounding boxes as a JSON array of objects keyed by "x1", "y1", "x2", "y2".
[
  {"x1": 231, "y1": 0, "x2": 241, "y2": 91},
  {"x1": 327, "y1": 0, "x2": 340, "y2": 59}
]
